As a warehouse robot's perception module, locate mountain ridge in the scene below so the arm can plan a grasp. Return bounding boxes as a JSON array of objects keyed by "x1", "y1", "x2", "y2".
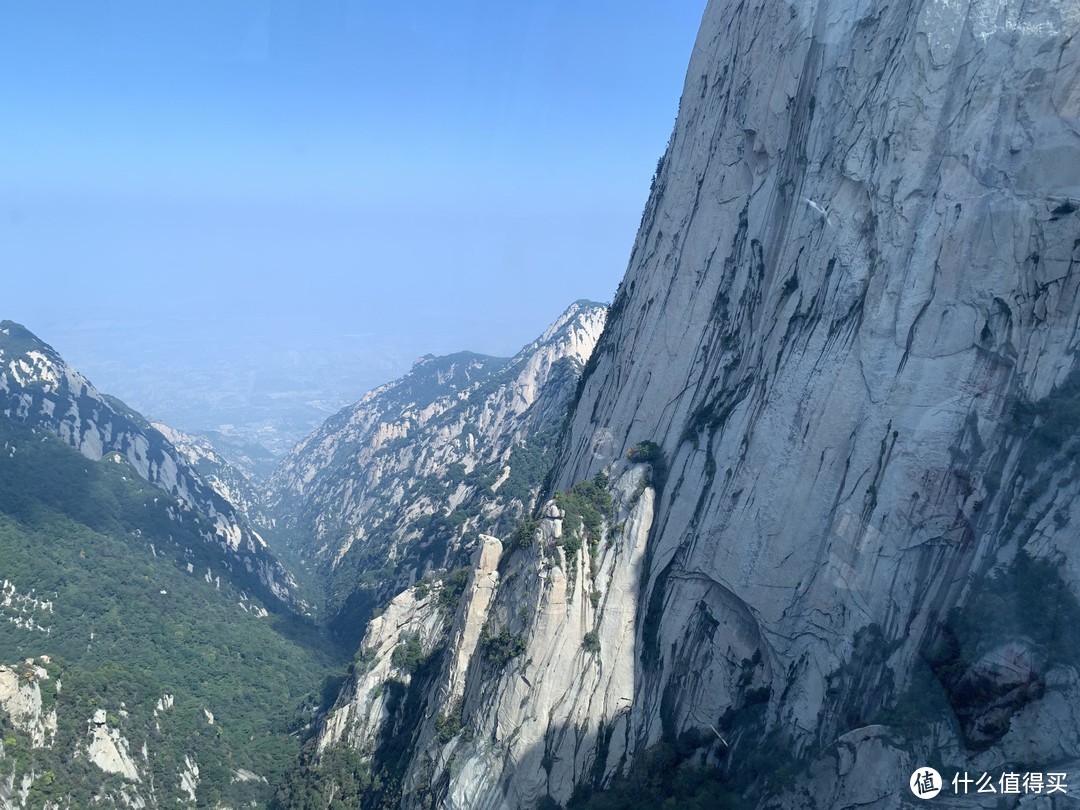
[
  {"x1": 0, "y1": 319, "x2": 304, "y2": 614},
  {"x1": 266, "y1": 300, "x2": 608, "y2": 643},
  {"x1": 0, "y1": 399, "x2": 343, "y2": 808},
  {"x1": 292, "y1": 0, "x2": 1080, "y2": 807}
]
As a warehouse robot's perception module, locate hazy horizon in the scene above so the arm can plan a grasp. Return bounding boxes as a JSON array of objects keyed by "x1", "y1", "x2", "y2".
[{"x1": 1, "y1": 1, "x2": 707, "y2": 448}]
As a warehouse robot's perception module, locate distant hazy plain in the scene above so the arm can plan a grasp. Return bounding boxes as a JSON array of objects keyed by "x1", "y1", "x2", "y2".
[{"x1": 1, "y1": 1, "x2": 707, "y2": 452}]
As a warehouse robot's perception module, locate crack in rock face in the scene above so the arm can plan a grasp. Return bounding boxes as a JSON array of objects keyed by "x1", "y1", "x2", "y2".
[
  {"x1": 301, "y1": 0, "x2": 1080, "y2": 806},
  {"x1": 383, "y1": 0, "x2": 1080, "y2": 805}
]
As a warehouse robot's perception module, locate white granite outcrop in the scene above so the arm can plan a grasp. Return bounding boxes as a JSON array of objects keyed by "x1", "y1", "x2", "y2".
[{"x1": 319, "y1": 0, "x2": 1080, "y2": 805}]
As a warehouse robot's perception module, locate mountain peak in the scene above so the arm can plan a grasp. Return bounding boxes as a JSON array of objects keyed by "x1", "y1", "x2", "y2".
[
  {"x1": 0, "y1": 321, "x2": 305, "y2": 612},
  {"x1": 0, "y1": 319, "x2": 39, "y2": 337},
  {"x1": 0, "y1": 320, "x2": 59, "y2": 359},
  {"x1": 266, "y1": 300, "x2": 606, "y2": 644},
  {"x1": 302, "y1": 0, "x2": 1080, "y2": 805}
]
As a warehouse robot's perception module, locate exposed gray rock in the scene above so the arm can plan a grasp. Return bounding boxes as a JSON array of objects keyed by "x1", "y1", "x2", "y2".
[
  {"x1": 267, "y1": 302, "x2": 606, "y2": 637},
  {"x1": 0, "y1": 662, "x2": 55, "y2": 749},
  {"x1": 319, "y1": 0, "x2": 1080, "y2": 805},
  {"x1": 0, "y1": 321, "x2": 303, "y2": 612},
  {"x1": 317, "y1": 583, "x2": 447, "y2": 758},
  {"x1": 542, "y1": 0, "x2": 1080, "y2": 800},
  {"x1": 152, "y1": 421, "x2": 272, "y2": 529},
  {"x1": 179, "y1": 755, "x2": 199, "y2": 803},
  {"x1": 86, "y1": 712, "x2": 140, "y2": 782}
]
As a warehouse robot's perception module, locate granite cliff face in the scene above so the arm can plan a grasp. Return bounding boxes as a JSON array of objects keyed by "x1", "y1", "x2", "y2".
[
  {"x1": 266, "y1": 302, "x2": 606, "y2": 640},
  {"x1": 151, "y1": 421, "x2": 273, "y2": 530},
  {"x1": 306, "y1": 0, "x2": 1080, "y2": 806},
  {"x1": 0, "y1": 321, "x2": 302, "y2": 612}
]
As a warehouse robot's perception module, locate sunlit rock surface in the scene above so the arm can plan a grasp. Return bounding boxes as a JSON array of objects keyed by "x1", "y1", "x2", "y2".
[
  {"x1": 267, "y1": 302, "x2": 606, "y2": 637},
  {"x1": 0, "y1": 321, "x2": 302, "y2": 612},
  {"x1": 313, "y1": 0, "x2": 1080, "y2": 806},
  {"x1": 0, "y1": 662, "x2": 55, "y2": 750},
  {"x1": 151, "y1": 422, "x2": 272, "y2": 530}
]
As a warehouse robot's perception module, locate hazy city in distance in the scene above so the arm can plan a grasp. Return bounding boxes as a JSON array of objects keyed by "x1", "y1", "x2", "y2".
[{"x1": 1, "y1": 2, "x2": 706, "y2": 453}]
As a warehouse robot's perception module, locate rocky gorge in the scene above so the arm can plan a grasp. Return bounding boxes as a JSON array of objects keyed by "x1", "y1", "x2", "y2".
[
  {"x1": 2, "y1": 0, "x2": 1079, "y2": 806},
  {"x1": 266, "y1": 301, "x2": 607, "y2": 645},
  {"x1": 290, "y1": 0, "x2": 1080, "y2": 807}
]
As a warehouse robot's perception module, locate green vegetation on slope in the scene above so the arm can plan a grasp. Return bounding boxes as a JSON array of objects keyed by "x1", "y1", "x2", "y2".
[
  {"x1": 554, "y1": 473, "x2": 613, "y2": 557},
  {"x1": 925, "y1": 551, "x2": 1080, "y2": 749},
  {"x1": 564, "y1": 737, "x2": 753, "y2": 810},
  {"x1": 552, "y1": 473, "x2": 615, "y2": 600},
  {"x1": 0, "y1": 419, "x2": 346, "y2": 807}
]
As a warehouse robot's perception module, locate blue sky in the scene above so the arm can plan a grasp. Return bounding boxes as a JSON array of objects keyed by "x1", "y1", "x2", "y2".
[{"x1": 0, "y1": 1, "x2": 705, "y2": 428}]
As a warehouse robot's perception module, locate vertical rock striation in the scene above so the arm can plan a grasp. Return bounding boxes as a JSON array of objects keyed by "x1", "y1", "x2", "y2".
[
  {"x1": 552, "y1": 0, "x2": 1080, "y2": 777},
  {"x1": 322, "y1": 0, "x2": 1080, "y2": 806}
]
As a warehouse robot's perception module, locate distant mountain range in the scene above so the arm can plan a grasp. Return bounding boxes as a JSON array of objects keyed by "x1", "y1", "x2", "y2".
[
  {"x1": 0, "y1": 320, "x2": 303, "y2": 614},
  {"x1": 40, "y1": 321, "x2": 430, "y2": 458},
  {"x1": 270, "y1": 0, "x2": 1080, "y2": 807},
  {"x1": 0, "y1": 302, "x2": 612, "y2": 807},
  {"x1": 7, "y1": 4, "x2": 1077, "y2": 803},
  {"x1": 0, "y1": 322, "x2": 343, "y2": 807},
  {"x1": 267, "y1": 301, "x2": 607, "y2": 644}
]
